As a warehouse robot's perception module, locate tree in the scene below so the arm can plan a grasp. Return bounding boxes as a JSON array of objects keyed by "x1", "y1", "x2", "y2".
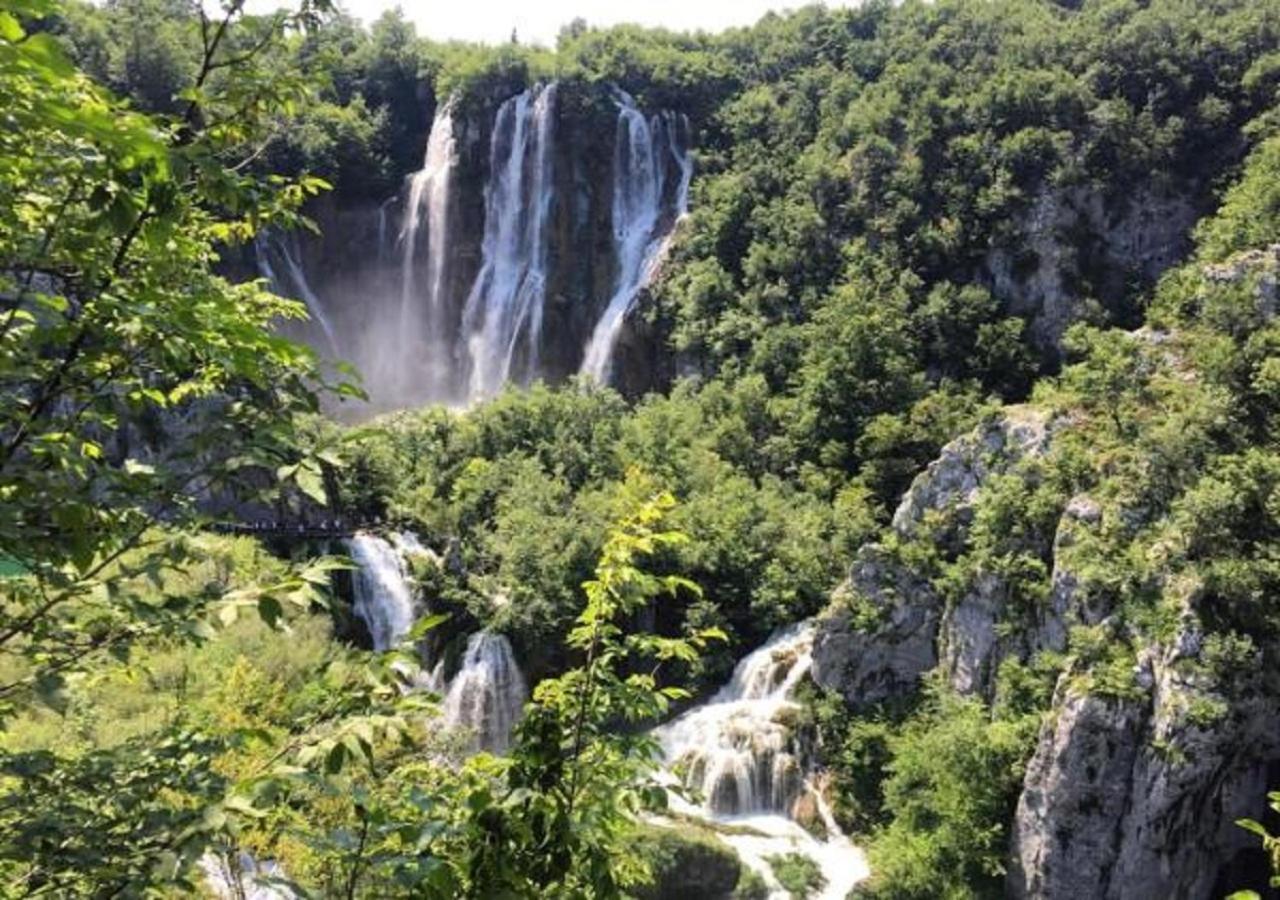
[{"x1": 0, "y1": 0, "x2": 353, "y2": 887}]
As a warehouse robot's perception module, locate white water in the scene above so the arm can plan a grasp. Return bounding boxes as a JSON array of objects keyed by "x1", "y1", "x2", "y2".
[
  {"x1": 343, "y1": 535, "x2": 528, "y2": 751},
  {"x1": 399, "y1": 101, "x2": 458, "y2": 396},
  {"x1": 255, "y1": 232, "x2": 340, "y2": 355},
  {"x1": 201, "y1": 851, "x2": 293, "y2": 900},
  {"x1": 655, "y1": 623, "x2": 868, "y2": 899},
  {"x1": 345, "y1": 532, "x2": 425, "y2": 651},
  {"x1": 460, "y1": 83, "x2": 558, "y2": 400},
  {"x1": 442, "y1": 630, "x2": 527, "y2": 753},
  {"x1": 579, "y1": 97, "x2": 693, "y2": 383}
]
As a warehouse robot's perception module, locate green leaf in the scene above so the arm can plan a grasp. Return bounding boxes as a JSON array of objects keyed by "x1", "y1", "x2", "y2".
[
  {"x1": 295, "y1": 464, "x2": 327, "y2": 505},
  {"x1": 0, "y1": 11, "x2": 24, "y2": 41},
  {"x1": 408, "y1": 612, "x2": 450, "y2": 641}
]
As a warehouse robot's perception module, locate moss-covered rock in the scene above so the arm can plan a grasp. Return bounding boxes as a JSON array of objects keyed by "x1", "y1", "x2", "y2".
[{"x1": 632, "y1": 823, "x2": 744, "y2": 900}]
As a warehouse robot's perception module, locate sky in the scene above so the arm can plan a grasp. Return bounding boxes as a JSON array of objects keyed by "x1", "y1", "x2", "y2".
[{"x1": 329, "y1": 0, "x2": 853, "y2": 46}]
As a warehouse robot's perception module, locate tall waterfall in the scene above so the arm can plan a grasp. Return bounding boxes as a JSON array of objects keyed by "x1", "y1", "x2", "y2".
[
  {"x1": 255, "y1": 231, "x2": 340, "y2": 355},
  {"x1": 442, "y1": 631, "x2": 527, "y2": 753},
  {"x1": 579, "y1": 98, "x2": 693, "y2": 383},
  {"x1": 459, "y1": 84, "x2": 558, "y2": 400},
  {"x1": 398, "y1": 101, "x2": 458, "y2": 397},
  {"x1": 345, "y1": 532, "x2": 423, "y2": 651},
  {"x1": 655, "y1": 623, "x2": 869, "y2": 899},
  {"x1": 266, "y1": 81, "x2": 693, "y2": 410}
]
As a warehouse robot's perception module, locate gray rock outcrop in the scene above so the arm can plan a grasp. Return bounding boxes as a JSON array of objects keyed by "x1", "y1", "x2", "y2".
[
  {"x1": 984, "y1": 187, "x2": 1196, "y2": 356},
  {"x1": 813, "y1": 407, "x2": 1058, "y2": 706},
  {"x1": 1009, "y1": 615, "x2": 1280, "y2": 899}
]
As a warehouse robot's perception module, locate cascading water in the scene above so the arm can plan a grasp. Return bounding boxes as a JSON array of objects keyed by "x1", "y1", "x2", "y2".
[
  {"x1": 345, "y1": 532, "x2": 424, "y2": 651},
  {"x1": 398, "y1": 101, "x2": 458, "y2": 397},
  {"x1": 658, "y1": 623, "x2": 812, "y2": 816},
  {"x1": 442, "y1": 630, "x2": 527, "y2": 753},
  {"x1": 342, "y1": 536, "x2": 527, "y2": 750},
  {"x1": 655, "y1": 623, "x2": 868, "y2": 899},
  {"x1": 579, "y1": 97, "x2": 693, "y2": 383},
  {"x1": 255, "y1": 232, "x2": 340, "y2": 355},
  {"x1": 201, "y1": 851, "x2": 293, "y2": 900},
  {"x1": 459, "y1": 83, "x2": 558, "y2": 400},
  {"x1": 261, "y1": 82, "x2": 693, "y2": 410}
]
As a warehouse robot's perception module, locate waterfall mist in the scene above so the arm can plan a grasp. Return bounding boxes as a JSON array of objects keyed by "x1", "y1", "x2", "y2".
[{"x1": 254, "y1": 81, "x2": 692, "y2": 414}]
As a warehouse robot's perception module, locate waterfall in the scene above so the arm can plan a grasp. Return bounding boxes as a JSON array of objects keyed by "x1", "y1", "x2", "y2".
[
  {"x1": 654, "y1": 623, "x2": 869, "y2": 899},
  {"x1": 657, "y1": 623, "x2": 813, "y2": 816},
  {"x1": 264, "y1": 82, "x2": 693, "y2": 409},
  {"x1": 345, "y1": 532, "x2": 423, "y2": 651},
  {"x1": 398, "y1": 101, "x2": 458, "y2": 397},
  {"x1": 377, "y1": 196, "x2": 397, "y2": 263},
  {"x1": 442, "y1": 631, "x2": 527, "y2": 753},
  {"x1": 579, "y1": 98, "x2": 693, "y2": 384},
  {"x1": 255, "y1": 232, "x2": 341, "y2": 355},
  {"x1": 459, "y1": 83, "x2": 558, "y2": 400},
  {"x1": 201, "y1": 851, "x2": 293, "y2": 900}
]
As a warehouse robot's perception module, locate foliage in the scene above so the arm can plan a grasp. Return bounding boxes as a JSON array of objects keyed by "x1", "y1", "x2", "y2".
[
  {"x1": 1230, "y1": 791, "x2": 1280, "y2": 900},
  {"x1": 631, "y1": 823, "x2": 744, "y2": 900},
  {"x1": 852, "y1": 685, "x2": 1039, "y2": 900},
  {"x1": 0, "y1": 0, "x2": 363, "y2": 889},
  {"x1": 764, "y1": 852, "x2": 825, "y2": 899}
]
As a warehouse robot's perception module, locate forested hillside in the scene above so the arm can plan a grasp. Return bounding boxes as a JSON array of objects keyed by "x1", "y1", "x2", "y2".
[{"x1": 2, "y1": 0, "x2": 1279, "y2": 897}]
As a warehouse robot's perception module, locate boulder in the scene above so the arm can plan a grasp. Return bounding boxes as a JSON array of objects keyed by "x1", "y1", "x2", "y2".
[{"x1": 632, "y1": 824, "x2": 744, "y2": 900}]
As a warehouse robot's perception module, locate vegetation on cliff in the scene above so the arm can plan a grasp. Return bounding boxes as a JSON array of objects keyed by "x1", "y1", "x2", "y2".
[{"x1": 3, "y1": 0, "x2": 1280, "y2": 896}]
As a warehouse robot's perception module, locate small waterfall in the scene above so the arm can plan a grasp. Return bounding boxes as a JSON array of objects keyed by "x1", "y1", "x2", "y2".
[
  {"x1": 579, "y1": 98, "x2": 693, "y2": 384},
  {"x1": 376, "y1": 196, "x2": 397, "y2": 263},
  {"x1": 442, "y1": 631, "x2": 527, "y2": 753},
  {"x1": 460, "y1": 83, "x2": 558, "y2": 400},
  {"x1": 255, "y1": 232, "x2": 341, "y2": 355},
  {"x1": 345, "y1": 532, "x2": 423, "y2": 651},
  {"x1": 658, "y1": 623, "x2": 813, "y2": 816},
  {"x1": 655, "y1": 623, "x2": 868, "y2": 899},
  {"x1": 201, "y1": 851, "x2": 293, "y2": 900},
  {"x1": 398, "y1": 101, "x2": 457, "y2": 397}
]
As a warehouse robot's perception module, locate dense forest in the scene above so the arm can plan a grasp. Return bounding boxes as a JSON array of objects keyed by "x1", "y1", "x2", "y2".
[{"x1": 2, "y1": 0, "x2": 1280, "y2": 897}]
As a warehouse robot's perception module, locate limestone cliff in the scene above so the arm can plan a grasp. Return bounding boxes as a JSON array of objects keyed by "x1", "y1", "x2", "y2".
[{"x1": 811, "y1": 297, "x2": 1280, "y2": 898}]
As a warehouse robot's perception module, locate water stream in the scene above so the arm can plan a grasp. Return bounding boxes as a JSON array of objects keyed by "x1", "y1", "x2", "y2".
[
  {"x1": 345, "y1": 532, "x2": 424, "y2": 651},
  {"x1": 579, "y1": 96, "x2": 693, "y2": 383},
  {"x1": 655, "y1": 623, "x2": 869, "y2": 898},
  {"x1": 441, "y1": 630, "x2": 527, "y2": 753},
  {"x1": 254, "y1": 232, "x2": 340, "y2": 355},
  {"x1": 398, "y1": 100, "x2": 458, "y2": 398}
]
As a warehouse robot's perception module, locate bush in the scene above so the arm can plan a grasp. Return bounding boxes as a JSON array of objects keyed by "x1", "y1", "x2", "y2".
[
  {"x1": 633, "y1": 824, "x2": 744, "y2": 900},
  {"x1": 764, "y1": 852, "x2": 825, "y2": 899}
]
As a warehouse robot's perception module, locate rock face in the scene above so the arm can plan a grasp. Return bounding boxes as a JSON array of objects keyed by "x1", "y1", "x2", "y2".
[
  {"x1": 812, "y1": 545, "x2": 941, "y2": 709},
  {"x1": 984, "y1": 187, "x2": 1197, "y2": 356},
  {"x1": 814, "y1": 377, "x2": 1280, "y2": 899},
  {"x1": 1202, "y1": 243, "x2": 1280, "y2": 320},
  {"x1": 812, "y1": 407, "x2": 1058, "y2": 707},
  {"x1": 890, "y1": 406, "x2": 1055, "y2": 545},
  {"x1": 1009, "y1": 624, "x2": 1280, "y2": 900}
]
